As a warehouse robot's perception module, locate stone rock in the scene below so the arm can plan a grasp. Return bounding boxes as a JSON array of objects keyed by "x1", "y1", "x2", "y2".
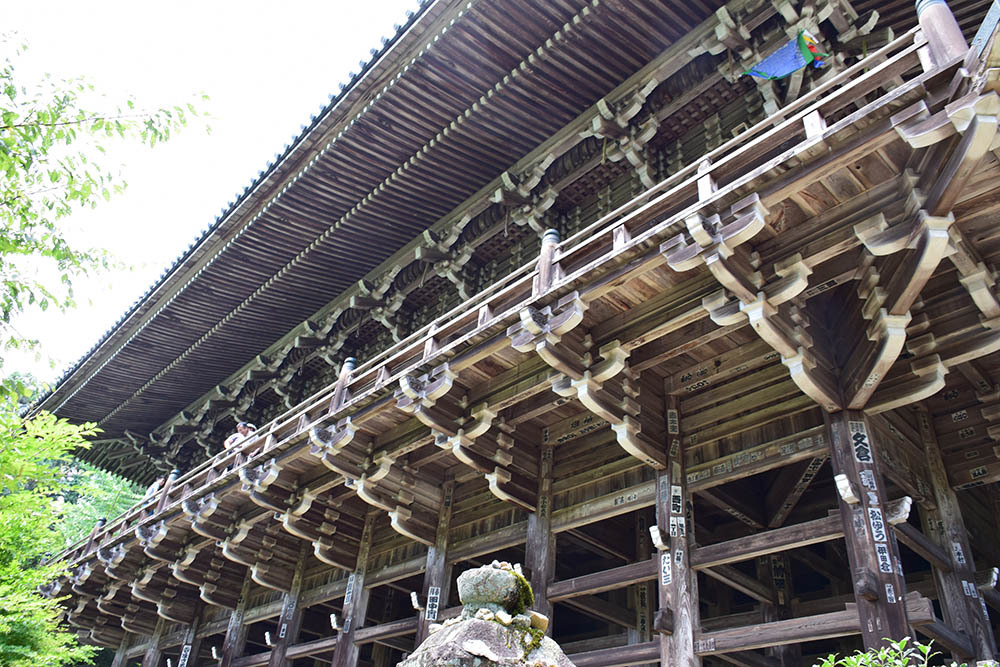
[
  {"x1": 528, "y1": 612, "x2": 548, "y2": 633},
  {"x1": 457, "y1": 565, "x2": 525, "y2": 615},
  {"x1": 398, "y1": 564, "x2": 574, "y2": 667},
  {"x1": 398, "y1": 617, "x2": 573, "y2": 667}
]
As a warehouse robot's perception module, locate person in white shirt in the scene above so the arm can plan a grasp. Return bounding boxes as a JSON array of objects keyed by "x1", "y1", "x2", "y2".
[{"x1": 224, "y1": 421, "x2": 257, "y2": 450}]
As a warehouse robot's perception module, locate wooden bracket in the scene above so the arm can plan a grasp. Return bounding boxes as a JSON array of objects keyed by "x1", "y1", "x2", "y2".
[{"x1": 395, "y1": 364, "x2": 460, "y2": 435}]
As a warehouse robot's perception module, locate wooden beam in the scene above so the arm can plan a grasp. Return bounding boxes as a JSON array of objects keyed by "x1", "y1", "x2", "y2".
[
  {"x1": 219, "y1": 570, "x2": 254, "y2": 667},
  {"x1": 691, "y1": 515, "x2": 843, "y2": 569},
  {"x1": 570, "y1": 640, "x2": 659, "y2": 667},
  {"x1": 548, "y1": 559, "x2": 657, "y2": 602},
  {"x1": 657, "y1": 394, "x2": 699, "y2": 667},
  {"x1": 914, "y1": 405, "x2": 997, "y2": 660},
  {"x1": 332, "y1": 515, "x2": 374, "y2": 667},
  {"x1": 686, "y1": 426, "x2": 827, "y2": 491},
  {"x1": 414, "y1": 480, "x2": 453, "y2": 645},
  {"x1": 140, "y1": 618, "x2": 165, "y2": 667},
  {"x1": 701, "y1": 565, "x2": 775, "y2": 605},
  {"x1": 526, "y1": 444, "x2": 556, "y2": 623},
  {"x1": 266, "y1": 542, "x2": 308, "y2": 667},
  {"x1": 694, "y1": 594, "x2": 935, "y2": 654},
  {"x1": 756, "y1": 555, "x2": 799, "y2": 667},
  {"x1": 563, "y1": 594, "x2": 637, "y2": 629},
  {"x1": 698, "y1": 486, "x2": 766, "y2": 530},
  {"x1": 627, "y1": 512, "x2": 653, "y2": 655},
  {"x1": 109, "y1": 634, "x2": 130, "y2": 667},
  {"x1": 175, "y1": 604, "x2": 204, "y2": 667},
  {"x1": 893, "y1": 522, "x2": 952, "y2": 572},
  {"x1": 764, "y1": 456, "x2": 828, "y2": 528},
  {"x1": 354, "y1": 617, "x2": 418, "y2": 644},
  {"x1": 825, "y1": 412, "x2": 909, "y2": 649},
  {"x1": 916, "y1": 619, "x2": 976, "y2": 660},
  {"x1": 717, "y1": 651, "x2": 781, "y2": 667}
]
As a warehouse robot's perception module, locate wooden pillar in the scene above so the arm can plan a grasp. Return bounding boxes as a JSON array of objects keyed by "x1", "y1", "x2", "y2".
[
  {"x1": 526, "y1": 444, "x2": 555, "y2": 625},
  {"x1": 533, "y1": 229, "x2": 561, "y2": 296},
  {"x1": 629, "y1": 511, "x2": 653, "y2": 663},
  {"x1": 110, "y1": 633, "x2": 130, "y2": 667},
  {"x1": 915, "y1": 0, "x2": 967, "y2": 69},
  {"x1": 915, "y1": 405, "x2": 997, "y2": 660},
  {"x1": 268, "y1": 542, "x2": 310, "y2": 667},
  {"x1": 176, "y1": 604, "x2": 204, "y2": 667},
  {"x1": 155, "y1": 469, "x2": 180, "y2": 514},
  {"x1": 656, "y1": 394, "x2": 700, "y2": 667},
  {"x1": 371, "y1": 643, "x2": 394, "y2": 667},
  {"x1": 332, "y1": 514, "x2": 375, "y2": 667},
  {"x1": 825, "y1": 410, "x2": 909, "y2": 647},
  {"x1": 219, "y1": 569, "x2": 254, "y2": 667},
  {"x1": 415, "y1": 480, "x2": 455, "y2": 645},
  {"x1": 140, "y1": 618, "x2": 166, "y2": 667},
  {"x1": 756, "y1": 554, "x2": 800, "y2": 667}
]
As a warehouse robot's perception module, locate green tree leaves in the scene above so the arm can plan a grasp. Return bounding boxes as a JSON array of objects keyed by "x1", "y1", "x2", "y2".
[
  {"x1": 0, "y1": 36, "x2": 200, "y2": 664},
  {"x1": 0, "y1": 37, "x2": 201, "y2": 393},
  {"x1": 0, "y1": 401, "x2": 100, "y2": 666}
]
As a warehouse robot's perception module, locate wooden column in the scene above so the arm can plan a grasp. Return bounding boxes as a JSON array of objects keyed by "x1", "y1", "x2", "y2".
[
  {"x1": 219, "y1": 569, "x2": 254, "y2": 667},
  {"x1": 415, "y1": 480, "x2": 455, "y2": 645},
  {"x1": 526, "y1": 443, "x2": 555, "y2": 625},
  {"x1": 656, "y1": 394, "x2": 700, "y2": 667},
  {"x1": 176, "y1": 604, "x2": 204, "y2": 667},
  {"x1": 756, "y1": 554, "x2": 800, "y2": 667},
  {"x1": 332, "y1": 514, "x2": 375, "y2": 667},
  {"x1": 370, "y1": 643, "x2": 394, "y2": 667},
  {"x1": 630, "y1": 511, "x2": 653, "y2": 663},
  {"x1": 140, "y1": 617, "x2": 166, "y2": 667},
  {"x1": 825, "y1": 410, "x2": 909, "y2": 647},
  {"x1": 915, "y1": 405, "x2": 997, "y2": 660},
  {"x1": 110, "y1": 634, "x2": 130, "y2": 667},
  {"x1": 915, "y1": 0, "x2": 967, "y2": 68},
  {"x1": 268, "y1": 542, "x2": 310, "y2": 667}
]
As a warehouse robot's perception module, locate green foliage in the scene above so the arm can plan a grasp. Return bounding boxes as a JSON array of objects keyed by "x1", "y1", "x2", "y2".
[
  {"x1": 815, "y1": 638, "x2": 961, "y2": 667},
  {"x1": 0, "y1": 31, "x2": 202, "y2": 667},
  {"x1": 508, "y1": 568, "x2": 534, "y2": 616},
  {"x1": 0, "y1": 400, "x2": 100, "y2": 666},
  {"x1": 58, "y1": 461, "x2": 142, "y2": 546},
  {"x1": 0, "y1": 36, "x2": 202, "y2": 395}
]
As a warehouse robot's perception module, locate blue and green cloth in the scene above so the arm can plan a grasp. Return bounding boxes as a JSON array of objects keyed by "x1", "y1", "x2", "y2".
[{"x1": 745, "y1": 30, "x2": 829, "y2": 79}]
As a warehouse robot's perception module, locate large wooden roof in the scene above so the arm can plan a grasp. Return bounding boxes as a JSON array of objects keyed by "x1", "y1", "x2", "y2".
[
  {"x1": 33, "y1": 0, "x2": 998, "y2": 484},
  {"x1": 34, "y1": 0, "x2": 731, "y2": 438}
]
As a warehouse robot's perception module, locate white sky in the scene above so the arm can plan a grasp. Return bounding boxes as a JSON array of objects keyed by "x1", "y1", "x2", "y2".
[{"x1": 6, "y1": 0, "x2": 416, "y2": 384}]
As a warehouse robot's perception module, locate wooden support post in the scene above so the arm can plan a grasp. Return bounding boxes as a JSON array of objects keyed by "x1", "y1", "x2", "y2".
[
  {"x1": 756, "y1": 555, "x2": 800, "y2": 667},
  {"x1": 656, "y1": 394, "x2": 700, "y2": 667},
  {"x1": 176, "y1": 604, "x2": 204, "y2": 667},
  {"x1": 526, "y1": 444, "x2": 555, "y2": 625},
  {"x1": 825, "y1": 411, "x2": 910, "y2": 648},
  {"x1": 332, "y1": 515, "x2": 375, "y2": 667},
  {"x1": 533, "y1": 229, "x2": 561, "y2": 296},
  {"x1": 219, "y1": 570, "x2": 254, "y2": 667},
  {"x1": 268, "y1": 541, "x2": 310, "y2": 667},
  {"x1": 371, "y1": 642, "x2": 394, "y2": 667},
  {"x1": 155, "y1": 469, "x2": 180, "y2": 514},
  {"x1": 415, "y1": 480, "x2": 454, "y2": 645},
  {"x1": 915, "y1": 405, "x2": 997, "y2": 660},
  {"x1": 141, "y1": 617, "x2": 166, "y2": 667},
  {"x1": 915, "y1": 0, "x2": 967, "y2": 69},
  {"x1": 629, "y1": 511, "x2": 654, "y2": 664},
  {"x1": 110, "y1": 634, "x2": 130, "y2": 667}
]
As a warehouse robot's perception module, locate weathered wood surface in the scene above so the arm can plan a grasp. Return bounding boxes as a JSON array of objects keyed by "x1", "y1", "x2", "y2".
[{"x1": 45, "y1": 4, "x2": 1000, "y2": 665}]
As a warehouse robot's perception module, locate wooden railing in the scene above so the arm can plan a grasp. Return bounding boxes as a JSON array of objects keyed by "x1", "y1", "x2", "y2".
[{"x1": 54, "y1": 25, "x2": 942, "y2": 567}]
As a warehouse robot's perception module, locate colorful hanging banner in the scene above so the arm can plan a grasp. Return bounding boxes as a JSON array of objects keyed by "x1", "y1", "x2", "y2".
[{"x1": 745, "y1": 30, "x2": 828, "y2": 79}]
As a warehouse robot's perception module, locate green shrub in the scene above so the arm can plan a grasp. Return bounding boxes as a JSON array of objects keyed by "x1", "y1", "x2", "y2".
[{"x1": 815, "y1": 638, "x2": 985, "y2": 667}]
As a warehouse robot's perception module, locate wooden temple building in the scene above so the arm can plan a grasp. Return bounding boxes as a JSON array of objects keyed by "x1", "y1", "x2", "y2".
[{"x1": 35, "y1": 0, "x2": 1000, "y2": 664}]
